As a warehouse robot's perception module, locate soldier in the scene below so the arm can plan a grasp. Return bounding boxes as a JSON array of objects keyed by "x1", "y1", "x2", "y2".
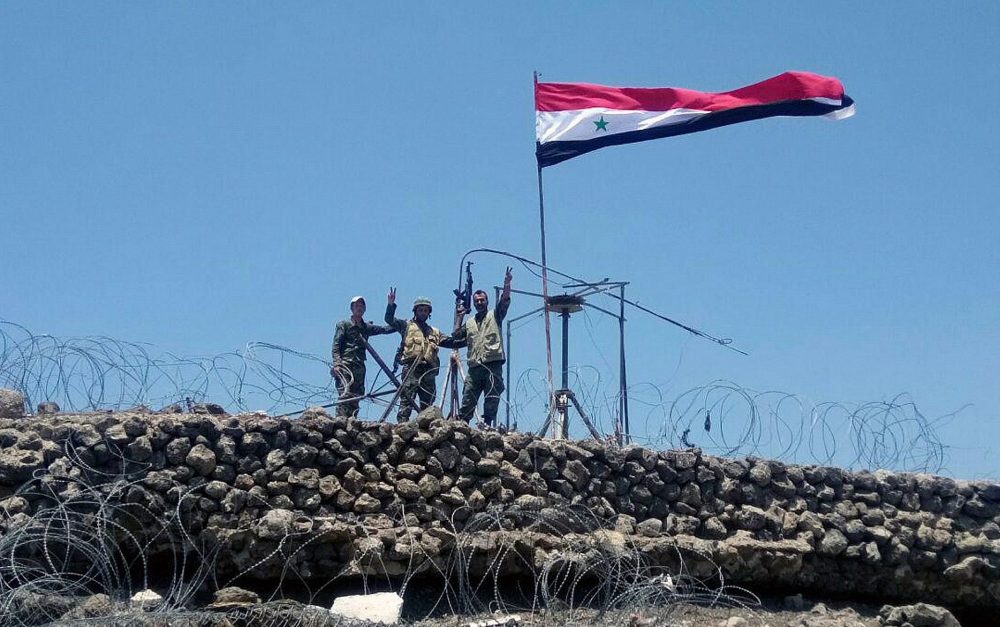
[
  {"x1": 453, "y1": 267, "x2": 512, "y2": 427},
  {"x1": 384, "y1": 288, "x2": 461, "y2": 422},
  {"x1": 331, "y1": 295, "x2": 396, "y2": 417}
]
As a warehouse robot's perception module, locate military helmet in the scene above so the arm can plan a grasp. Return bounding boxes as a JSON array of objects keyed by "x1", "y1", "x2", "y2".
[{"x1": 412, "y1": 297, "x2": 432, "y2": 312}]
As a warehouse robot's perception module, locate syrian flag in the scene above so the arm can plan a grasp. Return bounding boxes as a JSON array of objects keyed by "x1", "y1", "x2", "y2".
[{"x1": 535, "y1": 71, "x2": 854, "y2": 168}]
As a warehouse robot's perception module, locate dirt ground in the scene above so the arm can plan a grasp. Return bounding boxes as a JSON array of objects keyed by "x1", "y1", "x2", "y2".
[
  {"x1": 409, "y1": 596, "x2": 985, "y2": 627},
  {"x1": 36, "y1": 594, "x2": 986, "y2": 626},
  {"x1": 412, "y1": 599, "x2": 881, "y2": 627}
]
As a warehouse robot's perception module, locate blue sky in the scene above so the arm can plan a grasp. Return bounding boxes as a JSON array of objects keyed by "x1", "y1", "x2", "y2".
[{"x1": 2, "y1": 3, "x2": 998, "y2": 477}]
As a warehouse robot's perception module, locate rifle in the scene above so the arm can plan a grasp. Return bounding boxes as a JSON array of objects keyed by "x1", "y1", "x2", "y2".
[
  {"x1": 446, "y1": 261, "x2": 474, "y2": 418},
  {"x1": 453, "y1": 261, "x2": 473, "y2": 313}
]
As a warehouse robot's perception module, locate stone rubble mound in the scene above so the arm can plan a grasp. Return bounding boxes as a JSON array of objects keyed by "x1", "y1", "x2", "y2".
[{"x1": 1, "y1": 403, "x2": 998, "y2": 613}]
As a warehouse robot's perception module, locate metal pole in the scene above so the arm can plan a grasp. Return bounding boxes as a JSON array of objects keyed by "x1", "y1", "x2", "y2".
[
  {"x1": 561, "y1": 310, "x2": 570, "y2": 390},
  {"x1": 448, "y1": 267, "x2": 470, "y2": 419},
  {"x1": 558, "y1": 309, "x2": 571, "y2": 438},
  {"x1": 535, "y1": 72, "x2": 557, "y2": 439},
  {"x1": 364, "y1": 339, "x2": 402, "y2": 389},
  {"x1": 567, "y1": 391, "x2": 604, "y2": 441},
  {"x1": 563, "y1": 311, "x2": 570, "y2": 438},
  {"x1": 537, "y1": 166, "x2": 557, "y2": 438},
  {"x1": 379, "y1": 362, "x2": 417, "y2": 423},
  {"x1": 505, "y1": 320, "x2": 512, "y2": 430},
  {"x1": 619, "y1": 283, "x2": 630, "y2": 443},
  {"x1": 438, "y1": 365, "x2": 451, "y2": 411}
]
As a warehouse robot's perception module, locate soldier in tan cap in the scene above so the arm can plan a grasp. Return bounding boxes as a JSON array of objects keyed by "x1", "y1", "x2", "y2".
[{"x1": 331, "y1": 295, "x2": 396, "y2": 417}]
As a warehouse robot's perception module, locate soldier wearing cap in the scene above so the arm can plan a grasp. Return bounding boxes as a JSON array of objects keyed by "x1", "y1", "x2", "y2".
[
  {"x1": 331, "y1": 295, "x2": 396, "y2": 417},
  {"x1": 384, "y1": 288, "x2": 461, "y2": 421}
]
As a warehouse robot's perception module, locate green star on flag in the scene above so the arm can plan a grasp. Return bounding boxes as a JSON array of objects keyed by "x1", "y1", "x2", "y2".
[{"x1": 593, "y1": 116, "x2": 609, "y2": 132}]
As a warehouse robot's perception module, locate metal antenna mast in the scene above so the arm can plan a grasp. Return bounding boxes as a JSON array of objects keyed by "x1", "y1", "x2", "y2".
[
  {"x1": 457, "y1": 245, "x2": 744, "y2": 440},
  {"x1": 500, "y1": 280, "x2": 631, "y2": 442},
  {"x1": 542, "y1": 294, "x2": 600, "y2": 439}
]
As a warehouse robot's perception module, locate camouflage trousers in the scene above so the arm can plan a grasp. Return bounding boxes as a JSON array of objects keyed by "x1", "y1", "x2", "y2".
[
  {"x1": 397, "y1": 362, "x2": 439, "y2": 422},
  {"x1": 333, "y1": 362, "x2": 365, "y2": 417}
]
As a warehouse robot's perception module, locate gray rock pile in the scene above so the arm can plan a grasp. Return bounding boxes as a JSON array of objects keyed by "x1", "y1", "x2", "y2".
[{"x1": 0, "y1": 407, "x2": 998, "y2": 610}]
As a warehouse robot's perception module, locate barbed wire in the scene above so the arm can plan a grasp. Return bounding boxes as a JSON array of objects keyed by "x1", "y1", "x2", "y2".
[
  {"x1": 504, "y1": 367, "x2": 953, "y2": 473},
  {"x1": 0, "y1": 320, "x2": 335, "y2": 416},
  {"x1": 1, "y1": 319, "x2": 955, "y2": 473},
  {"x1": 0, "y1": 444, "x2": 763, "y2": 626}
]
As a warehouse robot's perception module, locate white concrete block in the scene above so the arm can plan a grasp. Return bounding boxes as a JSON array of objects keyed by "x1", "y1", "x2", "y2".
[
  {"x1": 330, "y1": 591, "x2": 404, "y2": 625},
  {"x1": 130, "y1": 589, "x2": 162, "y2": 608}
]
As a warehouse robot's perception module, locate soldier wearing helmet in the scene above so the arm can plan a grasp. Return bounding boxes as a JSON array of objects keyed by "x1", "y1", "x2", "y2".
[
  {"x1": 384, "y1": 288, "x2": 461, "y2": 422},
  {"x1": 331, "y1": 295, "x2": 396, "y2": 417}
]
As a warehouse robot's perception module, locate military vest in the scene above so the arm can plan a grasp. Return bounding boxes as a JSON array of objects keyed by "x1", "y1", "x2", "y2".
[
  {"x1": 401, "y1": 321, "x2": 444, "y2": 368},
  {"x1": 465, "y1": 310, "x2": 505, "y2": 365}
]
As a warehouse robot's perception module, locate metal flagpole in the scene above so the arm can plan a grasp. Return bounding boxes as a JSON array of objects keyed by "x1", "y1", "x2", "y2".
[
  {"x1": 534, "y1": 71, "x2": 557, "y2": 438},
  {"x1": 537, "y1": 165, "x2": 557, "y2": 438},
  {"x1": 619, "y1": 283, "x2": 630, "y2": 443}
]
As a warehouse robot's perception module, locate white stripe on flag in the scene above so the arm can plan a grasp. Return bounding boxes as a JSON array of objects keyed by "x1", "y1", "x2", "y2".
[
  {"x1": 824, "y1": 102, "x2": 856, "y2": 120},
  {"x1": 808, "y1": 97, "x2": 844, "y2": 106},
  {"x1": 536, "y1": 108, "x2": 711, "y2": 144}
]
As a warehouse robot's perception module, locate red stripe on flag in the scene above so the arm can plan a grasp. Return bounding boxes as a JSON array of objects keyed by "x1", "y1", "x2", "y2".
[{"x1": 535, "y1": 71, "x2": 846, "y2": 113}]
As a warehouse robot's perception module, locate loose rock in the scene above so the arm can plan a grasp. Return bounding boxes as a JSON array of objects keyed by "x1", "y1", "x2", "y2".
[
  {"x1": 330, "y1": 591, "x2": 404, "y2": 625},
  {"x1": 0, "y1": 389, "x2": 25, "y2": 419}
]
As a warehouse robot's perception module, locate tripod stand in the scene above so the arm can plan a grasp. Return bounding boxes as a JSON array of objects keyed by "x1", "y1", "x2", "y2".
[{"x1": 536, "y1": 294, "x2": 602, "y2": 440}]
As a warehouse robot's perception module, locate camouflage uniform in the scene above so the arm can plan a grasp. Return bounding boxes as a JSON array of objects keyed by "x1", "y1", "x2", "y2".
[
  {"x1": 452, "y1": 294, "x2": 510, "y2": 426},
  {"x1": 331, "y1": 318, "x2": 395, "y2": 417},
  {"x1": 385, "y1": 302, "x2": 460, "y2": 421}
]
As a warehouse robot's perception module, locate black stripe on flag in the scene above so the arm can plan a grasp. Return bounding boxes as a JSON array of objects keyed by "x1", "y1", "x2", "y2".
[{"x1": 536, "y1": 97, "x2": 854, "y2": 168}]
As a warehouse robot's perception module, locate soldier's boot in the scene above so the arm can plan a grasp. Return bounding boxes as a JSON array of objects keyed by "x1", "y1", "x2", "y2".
[{"x1": 482, "y1": 393, "x2": 501, "y2": 427}]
